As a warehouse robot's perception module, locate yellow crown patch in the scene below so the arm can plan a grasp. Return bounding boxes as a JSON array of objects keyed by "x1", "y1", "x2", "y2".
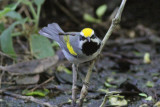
[{"x1": 81, "y1": 28, "x2": 93, "y2": 37}]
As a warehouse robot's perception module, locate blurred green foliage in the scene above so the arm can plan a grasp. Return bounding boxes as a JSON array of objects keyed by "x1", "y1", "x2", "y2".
[
  {"x1": 83, "y1": 4, "x2": 107, "y2": 23},
  {"x1": 30, "y1": 34, "x2": 54, "y2": 59},
  {"x1": 0, "y1": 0, "x2": 55, "y2": 59},
  {"x1": 57, "y1": 65, "x2": 72, "y2": 74},
  {"x1": 22, "y1": 89, "x2": 49, "y2": 97}
]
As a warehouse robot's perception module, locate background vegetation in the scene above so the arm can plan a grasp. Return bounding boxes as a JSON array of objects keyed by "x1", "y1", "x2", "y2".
[{"x1": 0, "y1": 0, "x2": 160, "y2": 107}]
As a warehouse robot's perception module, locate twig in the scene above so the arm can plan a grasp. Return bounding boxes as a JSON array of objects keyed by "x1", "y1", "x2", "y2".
[
  {"x1": 99, "y1": 91, "x2": 139, "y2": 107},
  {"x1": 16, "y1": 36, "x2": 30, "y2": 54},
  {"x1": 100, "y1": 91, "x2": 121, "y2": 107},
  {"x1": 54, "y1": 0, "x2": 81, "y2": 25},
  {"x1": 1, "y1": 82, "x2": 15, "y2": 85},
  {"x1": 0, "y1": 71, "x2": 5, "y2": 88},
  {"x1": 0, "y1": 51, "x2": 13, "y2": 59},
  {"x1": 0, "y1": 86, "x2": 27, "y2": 93},
  {"x1": 0, "y1": 84, "x2": 62, "y2": 94},
  {"x1": 100, "y1": 0, "x2": 127, "y2": 52},
  {"x1": 0, "y1": 66, "x2": 5, "y2": 71},
  {"x1": 2, "y1": 91, "x2": 56, "y2": 107},
  {"x1": 78, "y1": 60, "x2": 96, "y2": 107},
  {"x1": 18, "y1": 5, "x2": 32, "y2": 19},
  {"x1": 78, "y1": 0, "x2": 127, "y2": 106},
  {"x1": 30, "y1": 76, "x2": 54, "y2": 92},
  {"x1": 99, "y1": 94, "x2": 108, "y2": 107},
  {"x1": 72, "y1": 64, "x2": 78, "y2": 106}
]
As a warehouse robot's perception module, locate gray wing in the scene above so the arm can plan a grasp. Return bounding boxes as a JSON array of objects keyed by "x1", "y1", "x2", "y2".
[
  {"x1": 69, "y1": 34, "x2": 84, "y2": 57},
  {"x1": 39, "y1": 23, "x2": 64, "y2": 42},
  {"x1": 39, "y1": 23, "x2": 69, "y2": 53}
]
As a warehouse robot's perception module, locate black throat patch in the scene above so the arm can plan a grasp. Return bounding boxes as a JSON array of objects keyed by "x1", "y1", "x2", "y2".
[{"x1": 82, "y1": 41, "x2": 100, "y2": 56}]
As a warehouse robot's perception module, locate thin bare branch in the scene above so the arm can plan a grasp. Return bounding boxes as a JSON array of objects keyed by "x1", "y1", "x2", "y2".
[
  {"x1": 99, "y1": 95, "x2": 108, "y2": 107},
  {"x1": 30, "y1": 76, "x2": 54, "y2": 91},
  {"x1": 78, "y1": 60, "x2": 96, "y2": 106},
  {"x1": 0, "y1": 71, "x2": 5, "y2": 88},
  {"x1": 78, "y1": 0, "x2": 127, "y2": 106},
  {"x1": 54, "y1": 0, "x2": 81, "y2": 24},
  {"x1": 2, "y1": 91, "x2": 56, "y2": 107},
  {"x1": 0, "y1": 51, "x2": 13, "y2": 59},
  {"x1": 100, "y1": 0, "x2": 127, "y2": 52},
  {"x1": 0, "y1": 66, "x2": 5, "y2": 71}
]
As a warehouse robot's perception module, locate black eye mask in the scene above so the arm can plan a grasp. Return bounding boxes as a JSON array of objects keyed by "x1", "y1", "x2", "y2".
[
  {"x1": 80, "y1": 36, "x2": 86, "y2": 41},
  {"x1": 80, "y1": 34, "x2": 97, "y2": 41},
  {"x1": 91, "y1": 34, "x2": 96, "y2": 39}
]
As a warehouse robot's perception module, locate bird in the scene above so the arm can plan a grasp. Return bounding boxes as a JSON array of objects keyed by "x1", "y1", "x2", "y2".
[{"x1": 39, "y1": 23, "x2": 101, "y2": 64}]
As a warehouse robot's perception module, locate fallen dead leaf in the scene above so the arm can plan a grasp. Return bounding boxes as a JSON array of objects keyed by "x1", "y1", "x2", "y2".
[
  {"x1": 15, "y1": 74, "x2": 40, "y2": 85},
  {"x1": 2, "y1": 55, "x2": 59, "y2": 75}
]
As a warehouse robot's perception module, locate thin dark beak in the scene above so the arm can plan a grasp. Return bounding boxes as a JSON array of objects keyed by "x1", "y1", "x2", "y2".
[{"x1": 87, "y1": 37, "x2": 91, "y2": 42}]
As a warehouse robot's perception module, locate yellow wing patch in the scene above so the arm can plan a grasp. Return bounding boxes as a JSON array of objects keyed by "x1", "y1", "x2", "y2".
[
  {"x1": 82, "y1": 28, "x2": 93, "y2": 37},
  {"x1": 66, "y1": 36, "x2": 77, "y2": 56}
]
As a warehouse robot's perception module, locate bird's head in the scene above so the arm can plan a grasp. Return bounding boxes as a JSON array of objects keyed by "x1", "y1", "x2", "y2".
[{"x1": 80, "y1": 28, "x2": 95, "y2": 42}]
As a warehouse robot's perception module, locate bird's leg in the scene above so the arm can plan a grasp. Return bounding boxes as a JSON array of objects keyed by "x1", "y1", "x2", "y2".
[{"x1": 72, "y1": 63, "x2": 78, "y2": 106}]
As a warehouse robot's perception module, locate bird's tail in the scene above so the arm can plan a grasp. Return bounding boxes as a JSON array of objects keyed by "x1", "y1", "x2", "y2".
[{"x1": 39, "y1": 23, "x2": 64, "y2": 42}]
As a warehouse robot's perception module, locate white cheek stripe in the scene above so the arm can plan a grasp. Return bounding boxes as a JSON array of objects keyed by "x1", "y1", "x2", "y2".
[
  {"x1": 91, "y1": 38, "x2": 100, "y2": 44},
  {"x1": 91, "y1": 30, "x2": 94, "y2": 36},
  {"x1": 79, "y1": 40, "x2": 87, "y2": 49},
  {"x1": 80, "y1": 32, "x2": 83, "y2": 36}
]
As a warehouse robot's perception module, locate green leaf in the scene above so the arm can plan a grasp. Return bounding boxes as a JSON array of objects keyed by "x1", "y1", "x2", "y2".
[
  {"x1": 57, "y1": 65, "x2": 72, "y2": 74},
  {"x1": 5, "y1": 11, "x2": 22, "y2": 20},
  {"x1": 83, "y1": 13, "x2": 101, "y2": 23},
  {"x1": 22, "y1": 89, "x2": 49, "y2": 97},
  {"x1": 146, "y1": 81, "x2": 154, "y2": 88},
  {"x1": 0, "y1": 1, "x2": 21, "y2": 19},
  {"x1": 109, "y1": 95, "x2": 127, "y2": 106},
  {"x1": 139, "y1": 93, "x2": 147, "y2": 98},
  {"x1": 6, "y1": 1, "x2": 21, "y2": 10},
  {"x1": 96, "y1": 4, "x2": 107, "y2": 18},
  {"x1": 34, "y1": 0, "x2": 45, "y2": 6},
  {"x1": 154, "y1": 101, "x2": 160, "y2": 107},
  {"x1": 0, "y1": 19, "x2": 28, "y2": 57},
  {"x1": 30, "y1": 34, "x2": 55, "y2": 59},
  {"x1": 20, "y1": 0, "x2": 31, "y2": 5},
  {"x1": 104, "y1": 82, "x2": 117, "y2": 88},
  {"x1": 0, "y1": 23, "x2": 5, "y2": 33},
  {"x1": 105, "y1": 82, "x2": 113, "y2": 88},
  {"x1": 0, "y1": 24, "x2": 16, "y2": 57},
  {"x1": 98, "y1": 89, "x2": 109, "y2": 93},
  {"x1": 145, "y1": 96, "x2": 152, "y2": 101},
  {"x1": 0, "y1": 8, "x2": 11, "y2": 19},
  {"x1": 143, "y1": 52, "x2": 151, "y2": 64}
]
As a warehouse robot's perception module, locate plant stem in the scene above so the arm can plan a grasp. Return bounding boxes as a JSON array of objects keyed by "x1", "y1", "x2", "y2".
[
  {"x1": 78, "y1": 60, "x2": 96, "y2": 107},
  {"x1": 12, "y1": 0, "x2": 21, "y2": 10},
  {"x1": 72, "y1": 64, "x2": 78, "y2": 106},
  {"x1": 100, "y1": 91, "x2": 121, "y2": 107},
  {"x1": 11, "y1": 32, "x2": 23, "y2": 37},
  {"x1": 28, "y1": 2, "x2": 37, "y2": 31},
  {"x1": 99, "y1": 95, "x2": 108, "y2": 107},
  {"x1": 28, "y1": 3, "x2": 37, "y2": 20},
  {"x1": 35, "y1": 5, "x2": 41, "y2": 29}
]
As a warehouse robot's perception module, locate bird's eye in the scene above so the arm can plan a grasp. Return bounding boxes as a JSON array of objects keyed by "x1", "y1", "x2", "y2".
[
  {"x1": 91, "y1": 34, "x2": 96, "y2": 39},
  {"x1": 80, "y1": 36, "x2": 86, "y2": 40}
]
